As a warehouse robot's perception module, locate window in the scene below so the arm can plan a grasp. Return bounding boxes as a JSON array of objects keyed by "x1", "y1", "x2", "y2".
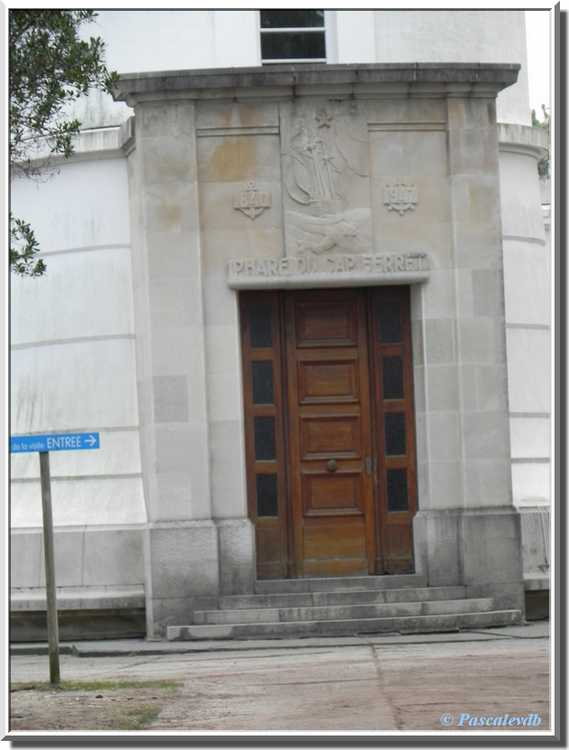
[{"x1": 260, "y1": 10, "x2": 326, "y2": 64}]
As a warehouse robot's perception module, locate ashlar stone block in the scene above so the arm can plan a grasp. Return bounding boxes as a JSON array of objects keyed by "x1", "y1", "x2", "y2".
[
  {"x1": 145, "y1": 521, "x2": 219, "y2": 636},
  {"x1": 425, "y1": 364, "x2": 460, "y2": 412},
  {"x1": 460, "y1": 509, "x2": 524, "y2": 612},
  {"x1": 217, "y1": 519, "x2": 255, "y2": 595},
  {"x1": 83, "y1": 528, "x2": 144, "y2": 586},
  {"x1": 413, "y1": 510, "x2": 461, "y2": 587},
  {"x1": 11, "y1": 532, "x2": 43, "y2": 588},
  {"x1": 153, "y1": 375, "x2": 189, "y2": 423},
  {"x1": 424, "y1": 318, "x2": 456, "y2": 364}
]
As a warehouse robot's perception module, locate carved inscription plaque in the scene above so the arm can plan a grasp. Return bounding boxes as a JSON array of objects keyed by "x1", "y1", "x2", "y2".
[{"x1": 226, "y1": 253, "x2": 430, "y2": 289}]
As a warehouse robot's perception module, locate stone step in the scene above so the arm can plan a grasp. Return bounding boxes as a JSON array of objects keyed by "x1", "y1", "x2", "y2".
[
  {"x1": 219, "y1": 585, "x2": 466, "y2": 610},
  {"x1": 254, "y1": 574, "x2": 427, "y2": 594},
  {"x1": 168, "y1": 609, "x2": 523, "y2": 641},
  {"x1": 10, "y1": 585, "x2": 145, "y2": 611},
  {"x1": 193, "y1": 597, "x2": 495, "y2": 625}
]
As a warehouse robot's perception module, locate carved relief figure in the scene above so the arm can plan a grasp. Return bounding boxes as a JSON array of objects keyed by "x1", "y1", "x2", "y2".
[
  {"x1": 282, "y1": 105, "x2": 372, "y2": 256},
  {"x1": 289, "y1": 211, "x2": 359, "y2": 255},
  {"x1": 286, "y1": 114, "x2": 342, "y2": 206}
]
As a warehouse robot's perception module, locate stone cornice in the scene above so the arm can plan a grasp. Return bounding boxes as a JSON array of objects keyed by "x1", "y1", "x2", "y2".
[{"x1": 113, "y1": 63, "x2": 520, "y2": 106}]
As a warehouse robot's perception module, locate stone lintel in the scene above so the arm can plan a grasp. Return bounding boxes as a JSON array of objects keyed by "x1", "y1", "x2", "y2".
[{"x1": 113, "y1": 63, "x2": 520, "y2": 105}]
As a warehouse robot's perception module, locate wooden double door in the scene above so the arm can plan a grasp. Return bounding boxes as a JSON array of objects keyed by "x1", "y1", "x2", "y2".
[{"x1": 240, "y1": 287, "x2": 417, "y2": 579}]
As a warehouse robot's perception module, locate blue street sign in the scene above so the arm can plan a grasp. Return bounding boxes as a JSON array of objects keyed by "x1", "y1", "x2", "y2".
[{"x1": 10, "y1": 432, "x2": 100, "y2": 453}]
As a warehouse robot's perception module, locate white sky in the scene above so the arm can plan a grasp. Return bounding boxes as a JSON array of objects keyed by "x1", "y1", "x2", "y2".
[{"x1": 525, "y1": 9, "x2": 551, "y2": 115}]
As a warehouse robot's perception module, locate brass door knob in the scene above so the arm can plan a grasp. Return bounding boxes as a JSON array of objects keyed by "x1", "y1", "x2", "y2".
[{"x1": 326, "y1": 459, "x2": 337, "y2": 472}]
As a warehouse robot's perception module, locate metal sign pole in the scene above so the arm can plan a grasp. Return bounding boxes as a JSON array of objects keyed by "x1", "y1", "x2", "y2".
[
  {"x1": 39, "y1": 451, "x2": 60, "y2": 686},
  {"x1": 11, "y1": 431, "x2": 100, "y2": 684}
]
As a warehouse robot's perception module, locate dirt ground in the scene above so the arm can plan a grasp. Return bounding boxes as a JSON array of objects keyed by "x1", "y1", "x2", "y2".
[
  {"x1": 10, "y1": 681, "x2": 180, "y2": 732},
  {"x1": 9, "y1": 629, "x2": 551, "y2": 734}
]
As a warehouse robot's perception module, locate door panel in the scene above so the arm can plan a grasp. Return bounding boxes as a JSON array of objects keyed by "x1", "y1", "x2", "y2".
[
  {"x1": 301, "y1": 415, "x2": 360, "y2": 457},
  {"x1": 240, "y1": 291, "x2": 289, "y2": 579},
  {"x1": 369, "y1": 286, "x2": 418, "y2": 573},
  {"x1": 295, "y1": 298, "x2": 359, "y2": 347},
  {"x1": 303, "y1": 472, "x2": 364, "y2": 514},
  {"x1": 286, "y1": 289, "x2": 376, "y2": 577},
  {"x1": 303, "y1": 518, "x2": 368, "y2": 577},
  {"x1": 298, "y1": 360, "x2": 359, "y2": 402}
]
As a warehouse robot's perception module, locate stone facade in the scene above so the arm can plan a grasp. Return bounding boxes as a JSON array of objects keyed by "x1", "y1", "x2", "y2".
[{"x1": 111, "y1": 63, "x2": 526, "y2": 634}]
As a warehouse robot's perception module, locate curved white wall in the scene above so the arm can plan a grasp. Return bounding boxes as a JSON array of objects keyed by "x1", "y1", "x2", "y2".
[
  {"x1": 497, "y1": 123, "x2": 550, "y2": 577},
  {"x1": 10, "y1": 153, "x2": 146, "y2": 588},
  {"x1": 498, "y1": 132, "x2": 550, "y2": 508}
]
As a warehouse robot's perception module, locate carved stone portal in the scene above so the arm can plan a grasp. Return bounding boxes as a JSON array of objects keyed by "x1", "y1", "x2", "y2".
[{"x1": 280, "y1": 102, "x2": 372, "y2": 257}]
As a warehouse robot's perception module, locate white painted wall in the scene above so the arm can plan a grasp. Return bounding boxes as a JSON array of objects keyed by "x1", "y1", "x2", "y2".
[
  {"x1": 10, "y1": 156, "x2": 145, "y2": 586},
  {"x1": 74, "y1": 10, "x2": 260, "y2": 128},
  {"x1": 372, "y1": 10, "x2": 530, "y2": 125},
  {"x1": 72, "y1": 10, "x2": 532, "y2": 130},
  {"x1": 499, "y1": 141, "x2": 550, "y2": 507}
]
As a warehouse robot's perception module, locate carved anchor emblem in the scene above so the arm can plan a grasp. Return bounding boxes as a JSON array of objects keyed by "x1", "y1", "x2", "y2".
[
  {"x1": 315, "y1": 108, "x2": 334, "y2": 129},
  {"x1": 233, "y1": 181, "x2": 272, "y2": 220},
  {"x1": 383, "y1": 183, "x2": 418, "y2": 216}
]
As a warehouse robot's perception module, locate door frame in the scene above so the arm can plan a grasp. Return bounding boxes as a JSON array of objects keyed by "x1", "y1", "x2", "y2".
[{"x1": 239, "y1": 286, "x2": 418, "y2": 579}]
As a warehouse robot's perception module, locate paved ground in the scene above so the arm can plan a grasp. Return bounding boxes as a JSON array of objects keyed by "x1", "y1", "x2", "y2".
[{"x1": 9, "y1": 623, "x2": 551, "y2": 734}]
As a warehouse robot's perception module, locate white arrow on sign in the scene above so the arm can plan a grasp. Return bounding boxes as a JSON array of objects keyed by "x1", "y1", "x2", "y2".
[{"x1": 86, "y1": 435, "x2": 97, "y2": 447}]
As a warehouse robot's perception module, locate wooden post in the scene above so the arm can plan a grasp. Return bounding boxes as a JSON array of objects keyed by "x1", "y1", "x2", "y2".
[{"x1": 39, "y1": 451, "x2": 60, "y2": 686}]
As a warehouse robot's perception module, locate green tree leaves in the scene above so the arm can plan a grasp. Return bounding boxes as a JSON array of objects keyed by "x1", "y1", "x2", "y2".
[{"x1": 9, "y1": 216, "x2": 45, "y2": 277}]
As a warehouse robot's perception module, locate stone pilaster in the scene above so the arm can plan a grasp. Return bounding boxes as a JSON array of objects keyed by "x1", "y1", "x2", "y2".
[
  {"x1": 413, "y1": 94, "x2": 524, "y2": 613},
  {"x1": 127, "y1": 100, "x2": 219, "y2": 636}
]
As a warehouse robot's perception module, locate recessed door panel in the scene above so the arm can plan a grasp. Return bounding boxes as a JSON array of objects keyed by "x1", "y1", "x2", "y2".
[
  {"x1": 295, "y1": 299, "x2": 358, "y2": 346},
  {"x1": 303, "y1": 472, "x2": 363, "y2": 515},
  {"x1": 301, "y1": 415, "x2": 361, "y2": 458},
  {"x1": 298, "y1": 359, "x2": 359, "y2": 403},
  {"x1": 303, "y1": 517, "x2": 368, "y2": 577}
]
